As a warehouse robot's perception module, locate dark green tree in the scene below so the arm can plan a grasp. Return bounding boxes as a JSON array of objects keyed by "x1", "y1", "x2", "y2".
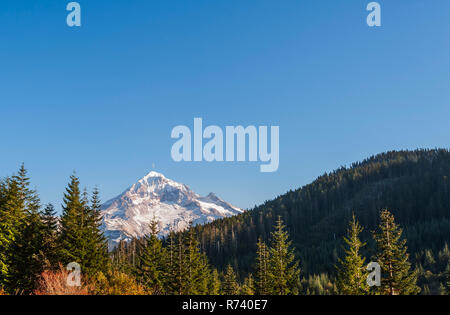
[
  {"x1": 373, "y1": 209, "x2": 420, "y2": 295},
  {"x1": 84, "y1": 187, "x2": 109, "y2": 276},
  {"x1": 166, "y1": 232, "x2": 188, "y2": 295},
  {"x1": 59, "y1": 175, "x2": 108, "y2": 278},
  {"x1": 40, "y1": 204, "x2": 59, "y2": 269},
  {"x1": 4, "y1": 165, "x2": 43, "y2": 294},
  {"x1": 184, "y1": 228, "x2": 210, "y2": 295},
  {"x1": 137, "y1": 219, "x2": 166, "y2": 294},
  {"x1": 268, "y1": 217, "x2": 301, "y2": 295}
]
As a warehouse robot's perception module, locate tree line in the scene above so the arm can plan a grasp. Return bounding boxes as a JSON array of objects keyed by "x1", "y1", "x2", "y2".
[
  {"x1": 1, "y1": 152, "x2": 449, "y2": 294},
  {"x1": 0, "y1": 166, "x2": 109, "y2": 294}
]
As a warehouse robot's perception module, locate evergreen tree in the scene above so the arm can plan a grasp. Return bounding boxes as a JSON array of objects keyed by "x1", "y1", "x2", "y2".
[
  {"x1": 137, "y1": 219, "x2": 166, "y2": 294},
  {"x1": 84, "y1": 188, "x2": 109, "y2": 276},
  {"x1": 208, "y1": 269, "x2": 221, "y2": 295},
  {"x1": 336, "y1": 214, "x2": 369, "y2": 295},
  {"x1": 267, "y1": 217, "x2": 300, "y2": 295},
  {"x1": 8, "y1": 206, "x2": 44, "y2": 294},
  {"x1": 184, "y1": 228, "x2": 210, "y2": 295},
  {"x1": 373, "y1": 209, "x2": 420, "y2": 295},
  {"x1": 241, "y1": 274, "x2": 255, "y2": 295},
  {"x1": 166, "y1": 232, "x2": 188, "y2": 295},
  {"x1": 0, "y1": 178, "x2": 16, "y2": 287},
  {"x1": 4, "y1": 165, "x2": 43, "y2": 294},
  {"x1": 59, "y1": 174, "x2": 86, "y2": 267},
  {"x1": 40, "y1": 204, "x2": 59, "y2": 269},
  {"x1": 59, "y1": 175, "x2": 108, "y2": 278},
  {"x1": 222, "y1": 264, "x2": 239, "y2": 295},
  {"x1": 255, "y1": 237, "x2": 270, "y2": 295}
]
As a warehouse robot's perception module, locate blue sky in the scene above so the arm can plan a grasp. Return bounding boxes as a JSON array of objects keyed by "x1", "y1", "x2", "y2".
[{"x1": 1, "y1": 1, "x2": 449, "y2": 212}]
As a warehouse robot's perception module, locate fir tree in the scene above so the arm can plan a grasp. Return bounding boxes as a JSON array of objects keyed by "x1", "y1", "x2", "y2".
[
  {"x1": 208, "y1": 269, "x2": 221, "y2": 295},
  {"x1": 267, "y1": 217, "x2": 301, "y2": 295},
  {"x1": 0, "y1": 178, "x2": 16, "y2": 286},
  {"x1": 84, "y1": 188, "x2": 109, "y2": 276},
  {"x1": 4, "y1": 165, "x2": 43, "y2": 294},
  {"x1": 59, "y1": 174, "x2": 86, "y2": 266},
  {"x1": 255, "y1": 237, "x2": 270, "y2": 295},
  {"x1": 40, "y1": 204, "x2": 59, "y2": 269},
  {"x1": 59, "y1": 175, "x2": 108, "y2": 278},
  {"x1": 241, "y1": 273, "x2": 255, "y2": 295},
  {"x1": 373, "y1": 209, "x2": 420, "y2": 295},
  {"x1": 222, "y1": 264, "x2": 239, "y2": 295},
  {"x1": 166, "y1": 232, "x2": 188, "y2": 295},
  {"x1": 184, "y1": 228, "x2": 210, "y2": 295},
  {"x1": 137, "y1": 218, "x2": 166, "y2": 294},
  {"x1": 336, "y1": 214, "x2": 369, "y2": 295}
]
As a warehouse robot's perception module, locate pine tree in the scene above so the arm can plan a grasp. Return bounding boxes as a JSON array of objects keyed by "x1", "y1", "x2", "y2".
[
  {"x1": 137, "y1": 218, "x2": 166, "y2": 294},
  {"x1": 255, "y1": 237, "x2": 270, "y2": 295},
  {"x1": 373, "y1": 209, "x2": 420, "y2": 295},
  {"x1": 84, "y1": 188, "x2": 109, "y2": 276},
  {"x1": 40, "y1": 204, "x2": 59, "y2": 269},
  {"x1": 241, "y1": 273, "x2": 255, "y2": 295},
  {"x1": 336, "y1": 214, "x2": 369, "y2": 295},
  {"x1": 166, "y1": 232, "x2": 188, "y2": 295},
  {"x1": 0, "y1": 178, "x2": 16, "y2": 287},
  {"x1": 59, "y1": 174, "x2": 86, "y2": 267},
  {"x1": 222, "y1": 264, "x2": 239, "y2": 295},
  {"x1": 184, "y1": 228, "x2": 210, "y2": 295},
  {"x1": 8, "y1": 206, "x2": 44, "y2": 294},
  {"x1": 4, "y1": 165, "x2": 44, "y2": 294},
  {"x1": 208, "y1": 269, "x2": 222, "y2": 295},
  {"x1": 267, "y1": 217, "x2": 301, "y2": 295},
  {"x1": 59, "y1": 175, "x2": 108, "y2": 278}
]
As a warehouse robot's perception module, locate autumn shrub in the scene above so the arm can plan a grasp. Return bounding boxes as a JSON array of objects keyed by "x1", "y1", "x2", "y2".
[
  {"x1": 91, "y1": 270, "x2": 148, "y2": 295},
  {"x1": 34, "y1": 265, "x2": 92, "y2": 295}
]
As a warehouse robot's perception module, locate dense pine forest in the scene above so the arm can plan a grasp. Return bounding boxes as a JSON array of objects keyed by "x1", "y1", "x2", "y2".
[{"x1": 1, "y1": 149, "x2": 449, "y2": 295}]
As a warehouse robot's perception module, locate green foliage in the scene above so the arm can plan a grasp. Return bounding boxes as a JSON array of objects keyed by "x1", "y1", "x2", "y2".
[
  {"x1": 2, "y1": 165, "x2": 44, "y2": 294},
  {"x1": 373, "y1": 209, "x2": 420, "y2": 295},
  {"x1": 59, "y1": 175, "x2": 108, "y2": 278},
  {"x1": 40, "y1": 204, "x2": 59, "y2": 269},
  {"x1": 255, "y1": 237, "x2": 270, "y2": 295},
  {"x1": 240, "y1": 274, "x2": 255, "y2": 295},
  {"x1": 190, "y1": 149, "x2": 450, "y2": 281},
  {"x1": 267, "y1": 217, "x2": 300, "y2": 295},
  {"x1": 336, "y1": 214, "x2": 369, "y2": 295},
  {"x1": 222, "y1": 264, "x2": 239, "y2": 295},
  {"x1": 137, "y1": 219, "x2": 166, "y2": 294},
  {"x1": 208, "y1": 269, "x2": 222, "y2": 295}
]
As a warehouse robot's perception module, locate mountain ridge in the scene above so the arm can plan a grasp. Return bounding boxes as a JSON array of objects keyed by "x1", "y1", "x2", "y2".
[{"x1": 100, "y1": 171, "x2": 243, "y2": 248}]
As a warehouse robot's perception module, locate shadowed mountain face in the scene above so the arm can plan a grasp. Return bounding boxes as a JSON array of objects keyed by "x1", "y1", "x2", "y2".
[
  {"x1": 189, "y1": 149, "x2": 450, "y2": 276},
  {"x1": 101, "y1": 171, "x2": 243, "y2": 248}
]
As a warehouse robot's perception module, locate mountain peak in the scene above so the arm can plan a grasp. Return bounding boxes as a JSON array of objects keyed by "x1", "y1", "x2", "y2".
[
  {"x1": 101, "y1": 171, "x2": 243, "y2": 248},
  {"x1": 143, "y1": 170, "x2": 166, "y2": 179}
]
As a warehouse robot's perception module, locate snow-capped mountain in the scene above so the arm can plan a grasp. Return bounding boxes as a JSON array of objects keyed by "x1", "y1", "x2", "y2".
[{"x1": 101, "y1": 171, "x2": 243, "y2": 248}]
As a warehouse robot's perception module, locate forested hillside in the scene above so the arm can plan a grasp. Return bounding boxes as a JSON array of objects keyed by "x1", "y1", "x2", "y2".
[
  {"x1": 189, "y1": 149, "x2": 450, "y2": 280},
  {"x1": 1, "y1": 149, "x2": 449, "y2": 295}
]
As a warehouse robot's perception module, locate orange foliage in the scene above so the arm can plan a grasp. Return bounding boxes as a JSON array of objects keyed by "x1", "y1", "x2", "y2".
[{"x1": 34, "y1": 265, "x2": 93, "y2": 295}]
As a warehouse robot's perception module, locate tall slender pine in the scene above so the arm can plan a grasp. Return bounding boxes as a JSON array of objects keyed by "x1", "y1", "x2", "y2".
[
  {"x1": 336, "y1": 214, "x2": 369, "y2": 295},
  {"x1": 267, "y1": 217, "x2": 301, "y2": 295},
  {"x1": 373, "y1": 209, "x2": 420, "y2": 295}
]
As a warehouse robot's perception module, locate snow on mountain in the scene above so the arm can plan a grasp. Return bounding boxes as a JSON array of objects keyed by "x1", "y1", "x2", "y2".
[{"x1": 101, "y1": 171, "x2": 243, "y2": 248}]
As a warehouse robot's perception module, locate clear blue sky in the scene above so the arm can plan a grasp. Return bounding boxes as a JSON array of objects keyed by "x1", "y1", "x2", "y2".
[{"x1": 1, "y1": 1, "x2": 449, "y2": 212}]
